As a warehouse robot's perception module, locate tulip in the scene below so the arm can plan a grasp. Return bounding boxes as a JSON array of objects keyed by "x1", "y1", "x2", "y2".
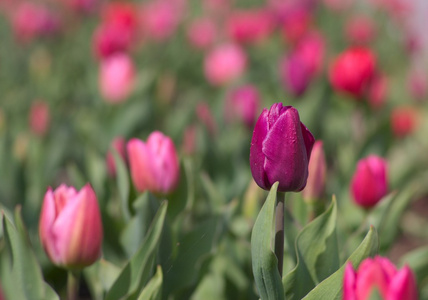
[
  {"x1": 350, "y1": 155, "x2": 388, "y2": 208},
  {"x1": 368, "y1": 74, "x2": 388, "y2": 110},
  {"x1": 343, "y1": 256, "x2": 418, "y2": 300},
  {"x1": 106, "y1": 137, "x2": 126, "y2": 177},
  {"x1": 204, "y1": 43, "x2": 247, "y2": 86},
  {"x1": 407, "y1": 67, "x2": 427, "y2": 101},
  {"x1": 99, "y1": 53, "x2": 136, "y2": 103},
  {"x1": 225, "y1": 85, "x2": 260, "y2": 128},
  {"x1": 250, "y1": 103, "x2": 315, "y2": 192},
  {"x1": 127, "y1": 131, "x2": 180, "y2": 195},
  {"x1": 302, "y1": 140, "x2": 326, "y2": 202},
  {"x1": 29, "y1": 100, "x2": 50, "y2": 137},
  {"x1": 39, "y1": 184, "x2": 103, "y2": 269},
  {"x1": 345, "y1": 16, "x2": 376, "y2": 45},
  {"x1": 187, "y1": 18, "x2": 217, "y2": 50},
  {"x1": 390, "y1": 106, "x2": 419, "y2": 138},
  {"x1": 64, "y1": 0, "x2": 99, "y2": 14},
  {"x1": 329, "y1": 47, "x2": 376, "y2": 99}
]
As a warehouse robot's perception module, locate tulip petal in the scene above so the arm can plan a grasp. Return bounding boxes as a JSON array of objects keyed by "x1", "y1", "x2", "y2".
[
  {"x1": 262, "y1": 107, "x2": 309, "y2": 192},
  {"x1": 127, "y1": 138, "x2": 156, "y2": 192},
  {"x1": 355, "y1": 258, "x2": 391, "y2": 300},
  {"x1": 343, "y1": 263, "x2": 357, "y2": 300},
  {"x1": 250, "y1": 108, "x2": 270, "y2": 189},
  {"x1": 300, "y1": 122, "x2": 315, "y2": 160},
  {"x1": 39, "y1": 188, "x2": 61, "y2": 264},
  {"x1": 387, "y1": 266, "x2": 418, "y2": 300}
]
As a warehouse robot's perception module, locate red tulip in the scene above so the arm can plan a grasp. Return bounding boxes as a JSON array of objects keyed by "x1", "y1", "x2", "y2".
[{"x1": 390, "y1": 106, "x2": 419, "y2": 138}]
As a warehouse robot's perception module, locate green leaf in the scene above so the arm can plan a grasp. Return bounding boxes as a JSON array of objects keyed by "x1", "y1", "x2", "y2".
[
  {"x1": 84, "y1": 259, "x2": 121, "y2": 299},
  {"x1": 400, "y1": 245, "x2": 428, "y2": 285},
  {"x1": 283, "y1": 197, "x2": 339, "y2": 300},
  {"x1": 303, "y1": 226, "x2": 379, "y2": 300},
  {"x1": 112, "y1": 148, "x2": 131, "y2": 221},
  {"x1": 105, "y1": 201, "x2": 167, "y2": 300},
  {"x1": 0, "y1": 208, "x2": 59, "y2": 300},
  {"x1": 137, "y1": 265, "x2": 163, "y2": 300},
  {"x1": 251, "y1": 182, "x2": 284, "y2": 300}
]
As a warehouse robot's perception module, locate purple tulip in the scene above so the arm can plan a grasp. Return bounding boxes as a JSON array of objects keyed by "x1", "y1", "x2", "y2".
[{"x1": 250, "y1": 103, "x2": 315, "y2": 192}]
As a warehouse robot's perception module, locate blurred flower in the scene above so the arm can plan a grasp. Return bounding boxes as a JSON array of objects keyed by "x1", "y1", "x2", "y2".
[
  {"x1": 279, "y1": 6, "x2": 312, "y2": 44},
  {"x1": 63, "y1": 0, "x2": 99, "y2": 14},
  {"x1": 99, "y1": 53, "x2": 136, "y2": 103},
  {"x1": 182, "y1": 125, "x2": 197, "y2": 155},
  {"x1": 407, "y1": 67, "x2": 427, "y2": 101},
  {"x1": 127, "y1": 131, "x2": 180, "y2": 195},
  {"x1": 197, "y1": 102, "x2": 217, "y2": 136},
  {"x1": 250, "y1": 103, "x2": 315, "y2": 192},
  {"x1": 345, "y1": 15, "x2": 376, "y2": 45},
  {"x1": 39, "y1": 184, "x2": 103, "y2": 269},
  {"x1": 343, "y1": 256, "x2": 418, "y2": 300},
  {"x1": 368, "y1": 74, "x2": 388, "y2": 110},
  {"x1": 226, "y1": 9, "x2": 274, "y2": 45},
  {"x1": 140, "y1": 0, "x2": 184, "y2": 42},
  {"x1": 187, "y1": 18, "x2": 217, "y2": 50},
  {"x1": 351, "y1": 155, "x2": 388, "y2": 208},
  {"x1": 225, "y1": 85, "x2": 260, "y2": 128},
  {"x1": 302, "y1": 140, "x2": 326, "y2": 202},
  {"x1": 29, "y1": 100, "x2": 50, "y2": 137},
  {"x1": 12, "y1": 2, "x2": 60, "y2": 43},
  {"x1": 93, "y1": 3, "x2": 138, "y2": 59},
  {"x1": 390, "y1": 106, "x2": 419, "y2": 138},
  {"x1": 106, "y1": 137, "x2": 126, "y2": 177},
  {"x1": 203, "y1": 0, "x2": 230, "y2": 15},
  {"x1": 329, "y1": 47, "x2": 376, "y2": 99},
  {"x1": 204, "y1": 43, "x2": 247, "y2": 86},
  {"x1": 322, "y1": 0, "x2": 353, "y2": 11},
  {"x1": 280, "y1": 31, "x2": 325, "y2": 96}
]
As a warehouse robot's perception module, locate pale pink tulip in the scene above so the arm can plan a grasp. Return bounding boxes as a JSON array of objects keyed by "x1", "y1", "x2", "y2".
[
  {"x1": 39, "y1": 184, "x2": 103, "y2": 269},
  {"x1": 29, "y1": 100, "x2": 50, "y2": 137}
]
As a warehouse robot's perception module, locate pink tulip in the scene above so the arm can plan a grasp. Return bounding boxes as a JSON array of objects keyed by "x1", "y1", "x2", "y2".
[
  {"x1": 140, "y1": 0, "x2": 184, "y2": 42},
  {"x1": 390, "y1": 106, "x2": 419, "y2": 138},
  {"x1": 182, "y1": 125, "x2": 197, "y2": 156},
  {"x1": 197, "y1": 103, "x2": 218, "y2": 136},
  {"x1": 225, "y1": 9, "x2": 274, "y2": 45},
  {"x1": 39, "y1": 184, "x2": 103, "y2": 269},
  {"x1": 368, "y1": 74, "x2": 388, "y2": 110},
  {"x1": 350, "y1": 155, "x2": 388, "y2": 208},
  {"x1": 279, "y1": 6, "x2": 312, "y2": 44},
  {"x1": 343, "y1": 256, "x2": 418, "y2": 300},
  {"x1": 127, "y1": 131, "x2": 180, "y2": 194},
  {"x1": 225, "y1": 85, "x2": 260, "y2": 128},
  {"x1": 204, "y1": 43, "x2": 247, "y2": 86},
  {"x1": 345, "y1": 16, "x2": 376, "y2": 45},
  {"x1": 63, "y1": 0, "x2": 99, "y2": 14},
  {"x1": 99, "y1": 53, "x2": 136, "y2": 103},
  {"x1": 407, "y1": 68, "x2": 427, "y2": 101},
  {"x1": 106, "y1": 137, "x2": 126, "y2": 177},
  {"x1": 302, "y1": 140, "x2": 326, "y2": 202},
  {"x1": 29, "y1": 100, "x2": 50, "y2": 137},
  {"x1": 187, "y1": 18, "x2": 217, "y2": 50}
]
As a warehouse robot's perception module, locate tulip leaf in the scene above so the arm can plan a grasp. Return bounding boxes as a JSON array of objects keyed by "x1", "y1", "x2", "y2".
[
  {"x1": 137, "y1": 265, "x2": 163, "y2": 300},
  {"x1": 0, "y1": 208, "x2": 59, "y2": 300},
  {"x1": 112, "y1": 148, "x2": 131, "y2": 221},
  {"x1": 283, "y1": 197, "x2": 339, "y2": 300},
  {"x1": 303, "y1": 226, "x2": 379, "y2": 300},
  {"x1": 251, "y1": 182, "x2": 284, "y2": 300},
  {"x1": 105, "y1": 201, "x2": 167, "y2": 300}
]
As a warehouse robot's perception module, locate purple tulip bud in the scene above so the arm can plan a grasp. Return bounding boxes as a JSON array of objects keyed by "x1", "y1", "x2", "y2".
[{"x1": 250, "y1": 103, "x2": 315, "y2": 192}]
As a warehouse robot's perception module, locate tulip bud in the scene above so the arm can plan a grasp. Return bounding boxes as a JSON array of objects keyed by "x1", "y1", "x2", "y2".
[
  {"x1": 39, "y1": 184, "x2": 103, "y2": 269},
  {"x1": 99, "y1": 53, "x2": 136, "y2": 103},
  {"x1": 106, "y1": 137, "x2": 126, "y2": 177},
  {"x1": 329, "y1": 47, "x2": 376, "y2": 99},
  {"x1": 345, "y1": 15, "x2": 376, "y2": 45},
  {"x1": 390, "y1": 106, "x2": 419, "y2": 138},
  {"x1": 29, "y1": 100, "x2": 50, "y2": 137},
  {"x1": 343, "y1": 256, "x2": 418, "y2": 300},
  {"x1": 250, "y1": 103, "x2": 315, "y2": 192},
  {"x1": 225, "y1": 85, "x2": 260, "y2": 128},
  {"x1": 204, "y1": 43, "x2": 247, "y2": 86},
  {"x1": 302, "y1": 140, "x2": 326, "y2": 202},
  {"x1": 127, "y1": 131, "x2": 180, "y2": 195},
  {"x1": 350, "y1": 155, "x2": 388, "y2": 208}
]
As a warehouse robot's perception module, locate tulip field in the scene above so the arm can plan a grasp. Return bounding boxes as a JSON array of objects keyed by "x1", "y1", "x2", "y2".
[{"x1": 1, "y1": 0, "x2": 428, "y2": 299}]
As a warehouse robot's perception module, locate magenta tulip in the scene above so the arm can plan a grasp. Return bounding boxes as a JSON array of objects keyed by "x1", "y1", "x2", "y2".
[
  {"x1": 343, "y1": 256, "x2": 418, "y2": 300},
  {"x1": 351, "y1": 155, "x2": 388, "y2": 208},
  {"x1": 39, "y1": 184, "x2": 103, "y2": 269},
  {"x1": 127, "y1": 131, "x2": 180, "y2": 195},
  {"x1": 250, "y1": 103, "x2": 315, "y2": 192},
  {"x1": 302, "y1": 140, "x2": 326, "y2": 202}
]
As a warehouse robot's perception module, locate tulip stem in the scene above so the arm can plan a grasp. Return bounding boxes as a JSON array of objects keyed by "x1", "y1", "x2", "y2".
[
  {"x1": 67, "y1": 270, "x2": 80, "y2": 300},
  {"x1": 275, "y1": 192, "x2": 285, "y2": 277}
]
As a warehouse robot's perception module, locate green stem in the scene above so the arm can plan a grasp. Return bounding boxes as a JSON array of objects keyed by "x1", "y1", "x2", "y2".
[
  {"x1": 275, "y1": 192, "x2": 285, "y2": 277},
  {"x1": 67, "y1": 270, "x2": 80, "y2": 300}
]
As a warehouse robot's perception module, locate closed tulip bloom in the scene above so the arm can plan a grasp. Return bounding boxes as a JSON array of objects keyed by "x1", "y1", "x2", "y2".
[
  {"x1": 226, "y1": 9, "x2": 274, "y2": 44},
  {"x1": 351, "y1": 155, "x2": 388, "y2": 208},
  {"x1": 29, "y1": 100, "x2": 50, "y2": 137},
  {"x1": 343, "y1": 256, "x2": 418, "y2": 300},
  {"x1": 329, "y1": 47, "x2": 376, "y2": 98},
  {"x1": 99, "y1": 53, "x2": 135, "y2": 103},
  {"x1": 302, "y1": 140, "x2": 326, "y2": 202},
  {"x1": 39, "y1": 184, "x2": 103, "y2": 269},
  {"x1": 204, "y1": 43, "x2": 247, "y2": 86},
  {"x1": 127, "y1": 131, "x2": 180, "y2": 195},
  {"x1": 250, "y1": 103, "x2": 315, "y2": 192},
  {"x1": 225, "y1": 85, "x2": 260, "y2": 128}
]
